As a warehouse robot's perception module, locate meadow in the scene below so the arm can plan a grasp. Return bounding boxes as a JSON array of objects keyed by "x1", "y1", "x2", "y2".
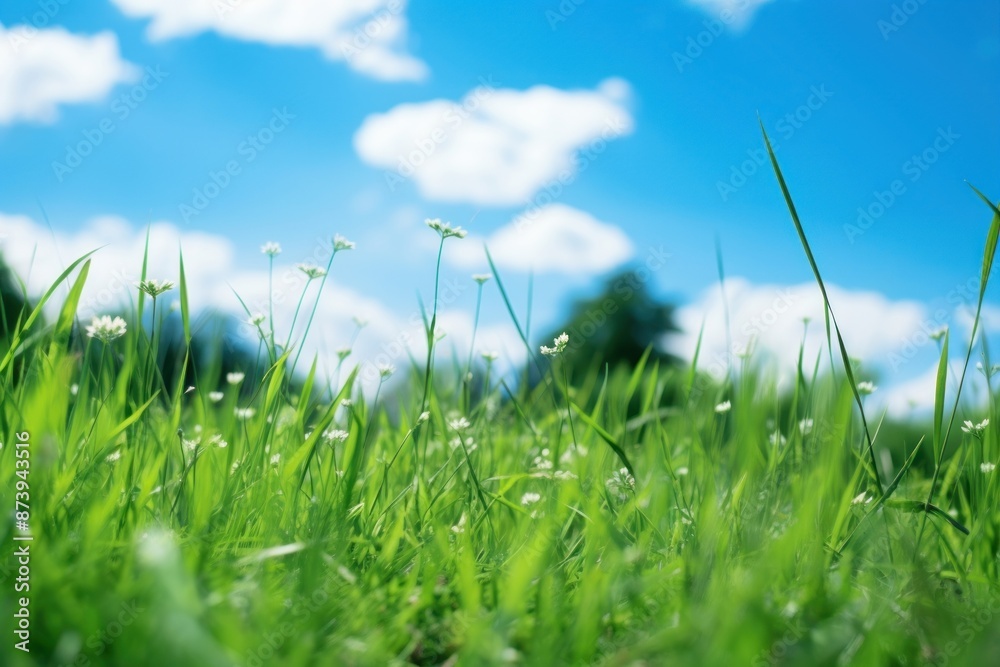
[{"x1": 1, "y1": 133, "x2": 998, "y2": 666}]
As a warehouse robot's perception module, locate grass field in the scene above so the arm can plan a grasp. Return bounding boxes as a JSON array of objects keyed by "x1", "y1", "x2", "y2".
[{"x1": 1, "y1": 138, "x2": 998, "y2": 666}]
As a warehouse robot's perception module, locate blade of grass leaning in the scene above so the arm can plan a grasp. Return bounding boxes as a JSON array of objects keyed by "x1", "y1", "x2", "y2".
[
  {"x1": 0, "y1": 250, "x2": 98, "y2": 376},
  {"x1": 916, "y1": 188, "x2": 999, "y2": 546},
  {"x1": 52, "y1": 259, "x2": 91, "y2": 344},
  {"x1": 178, "y1": 247, "x2": 192, "y2": 345},
  {"x1": 570, "y1": 400, "x2": 635, "y2": 477},
  {"x1": 760, "y1": 121, "x2": 884, "y2": 495}
]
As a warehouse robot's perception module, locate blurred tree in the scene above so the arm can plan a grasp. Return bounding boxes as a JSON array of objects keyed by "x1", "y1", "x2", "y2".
[
  {"x1": 538, "y1": 268, "x2": 681, "y2": 386},
  {"x1": 0, "y1": 258, "x2": 30, "y2": 341}
]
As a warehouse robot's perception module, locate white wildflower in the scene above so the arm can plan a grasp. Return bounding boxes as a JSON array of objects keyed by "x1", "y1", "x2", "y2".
[
  {"x1": 715, "y1": 400, "x2": 731, "y2": 413},
  {"x1": 451, "y1": 513, "x2": 467, "y2": 534},
  {"x1": 521, "y1": 492, "x2": 542, "y2": 506},
  {"x1": 540, "y1": 332, "x2": 570, "y2": 357},
  {"x1": 417, "y1": 411, "x2": 430, "y2": 424},
  {"x1": 377, "y1": 363, "x2": 395, "y2": 379},
  {"x1": 323, "y1": 429, "x2": 349, "y2": 443},
  {"x1": 208, "y1": 391, "x2": 224, "y2": 403},
  {"x1": 226, "y1": 372, "x2": 245, "y2": 385},
  {"x1": 961, "y1": 419, "x2": 989, "y2": 437},
  {"x1": 472, "y1": 273, "x2": 491, "y2": 284},
  {"x1": 86, "y1": 315, "x2": 127, "y2": 343},
  {"x1": 606, "y1": 467, "x2": 635, "y2": 500},
  {"x1": 799, "y1": 418, "x2": 814, "y2": 436},
  {"x1": 248, "y1": 313, "x2": 266, "y2": 327},
  {"x1": 425, "y1": 218, "x2": 467, "y2": 239},
  {"x1": 857, "y1": 381, "x2": 877, "y2": 396},
  {"x1": 261, "y1": 242, "x2": 282, "y2": 256},
  {"x1": 333, "y1": 234, "x2": 356, "y2": 251},
  {"x1": 235, "y1": 407, "x2": 256, "y2": 420},
  {"x1": 297, "y1": 263, "x2": 327, "y2": 280},
  {"x1": 851, "y1": 492, "x2": 871, "y2": 506},
  {"x1": 448, "y1": 417, "x2": 471, "y2": 432},
  {"x1": 136, "y1": 278, "x2": 174, "y2": 298},
  {"x1": 981, "y1": 462, "x2": 996, "y2": 474},
  {"x1": 270, "y1": 453, "x2": 281, "y2": 466}
]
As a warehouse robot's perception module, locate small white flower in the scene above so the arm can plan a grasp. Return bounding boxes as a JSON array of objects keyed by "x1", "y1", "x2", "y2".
[
  {"x1": 105, "y1": 450, "x2": 122, "y2": 463},
  {"x1": 270, "y1": 453, "x2": 281, "y2": 466},
  {"x1": 210, "y1": 434, "x2": 228, "y2": 448},
  {"x1": 235, "y1": 407, "x2": 256, "y2": 420},
  {"x1": 208, "y1": 391, "x2": 224, "y2": 403},
  {"x1": 70, "y1": 383, "x2": 79, "y2": 396},
  {"x1": 981, "y1": 462, "x2": 996, "y2": 474},
  {"x1": 481, "y1": 350, "x2": 500, "y2": 362},
  {"x1": 226, "y1": 372, "x2": 245, "y2": 385},
  {"x1": 606, "y1": 467, "x2": 635, "y2": 500},
  {"x1": 769, "y1": 431, "x2": 787, "y2": 447},
  {"x1": 675, "y1": 467, "x2": 689, "y2": 476},
  {"x1": 472, "y1": 273, "x2": 491, "y2": 284},
  {"x1": 851, "y1": 492, "x2": 871, "y2": 506},
  {"x1": 540, "y1": 332, "x2": 570, "y2": 357},
  {"x1": 377, "y1": 363, "x2": 395, "y2": 379},
  {"x1": 86, "y1": 315, "x2": 127, "y2": 343},
  {"x1": 183, "y1": 437, "x2": 200, "y2": 452},
  {"x1": 451, "y1": 513, "x2": 467, "y2": 534},
  {"x1": 714, "y1": 400, "x2": 731, "y2": 414},
  {"x1": 333, "y1": 234, "x2": 356, "y2": 251},
  {"x1": 532, "y1": 455, "x2": 553, "y2": 471},
  {"x1": 521, "y1": 492, "x2": 542, "y2": 506},
  {"x1": 961, "y1": 419, "x2": 989, "y2": 437},
  {"x1": 417, "y1": 411, "x2": 431, "y2": 424},
  {"x1": 248, "y1": 313, "x2": 266, "y2": 327},
  {"x1": 323, "y1": 429, "x2": 349, "y2": 443},
  {"x1": 341, "y1": 399, "x2": 354, "y2": 408},
  {"x1": 336, "y1": 347, "x2": 352, "y2": 361},
  {"x1": 857, "y1": 381, "x2": 877, "y2": 396},
  {"x1": 553, "y1": 470, "x2": 578, "y2": 481},
  {"x1": 136, "y1": 278, "x2": 175, "y2": 298},
  {"x1": 799, "y1": 418, "x2": 814, "y2": 436},
  {"x1": 426, "y1": 218, "x2": 467, "y2": 239},
  {"x1": 261, "y1": 242, "x2": 282, "y2": 256},
  {"x1": 297, "y1": 263, "x2": 327, "y2": 280},
  {"x1": 448, "y1": 417, "x2": 471, "y2": 432}
]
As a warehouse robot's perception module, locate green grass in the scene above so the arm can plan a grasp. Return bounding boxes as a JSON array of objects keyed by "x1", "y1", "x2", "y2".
[{"x1": 1, "y1": 148, "x2": 998, "y2": 666}]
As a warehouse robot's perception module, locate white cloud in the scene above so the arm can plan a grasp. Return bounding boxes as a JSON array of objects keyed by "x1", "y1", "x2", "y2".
[
  {"x1": 685, "y1": 0, "x2": 775, "y2": 30},
  {"x1": 353, "y1": 78, "x2": 634, "y2": 205},
  {"x1": 669, "y1": 277, "x2": 928, "y2": 381},
  {"x1": 0, "y1": 23, "x2": 137, "y2": 124},
  {"x1": 110, "y1": 0, "x2": 427, "y2": 81},
  {"x1": 448, "y1": 204, "x2": 634, "y2": 276},
  {"x1": 0, "y1": 212, "x2": 523, "y2": 392}
]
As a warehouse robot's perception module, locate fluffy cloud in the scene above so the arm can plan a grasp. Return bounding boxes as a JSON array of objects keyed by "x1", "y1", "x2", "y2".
[
  {"x1": 354, "y1": 78, "x2": 634, "y2": 205},
  {"x1": 448, "y1": 204, "x2": 634, "y2": 276},
  {"x1": 669, "y1": 277, "x2": 929, "y2": 385},
  {"x1": 0, "y1": 23, "x2": 137, "y2": 124},
  {"x1": 110, "y1": 0, "x2": 427, "y2": 81},
  {"x1": 0, "y1": 212, "x2": 523, "y2": 391},
  {"x1": 669, "y1": 276, "x2": 1000, "y2": 415},
  {"x1": 685, "y1": 0, "x2": 776, "y2": 29}
]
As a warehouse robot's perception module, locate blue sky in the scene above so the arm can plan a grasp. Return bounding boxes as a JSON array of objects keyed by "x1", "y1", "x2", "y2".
[{"x1": 1, "y1": 0, "x2": 998, "y2": 409}]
